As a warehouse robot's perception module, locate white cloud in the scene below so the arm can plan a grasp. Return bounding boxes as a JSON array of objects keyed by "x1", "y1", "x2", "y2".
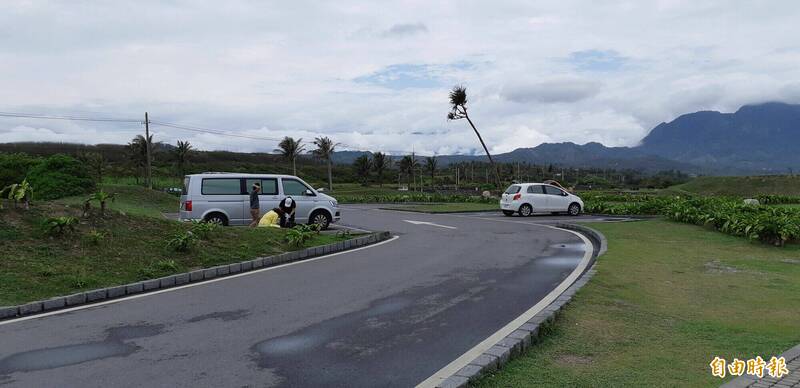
[{"x1": 1, "y1": 1, "x2": 799, "y2": 155}]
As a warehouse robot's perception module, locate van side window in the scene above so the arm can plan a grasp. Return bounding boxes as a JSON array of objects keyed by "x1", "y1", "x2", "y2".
[
  {"x1": 202, "y1": 178, "x2": 242, "y2": 195},
  {"x1": 246, "y1": 178, "x2": 278, "y2": 195},
  {"x1": 282, "y1": 179, "x2": 312, "y2": 196}
]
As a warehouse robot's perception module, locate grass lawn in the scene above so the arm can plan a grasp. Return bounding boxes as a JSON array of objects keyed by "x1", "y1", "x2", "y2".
[
  {"x1": 328, "y1": 183, "x2": 406, "y2": 197},
  {"x1": 476, "y1": 220, "x2": 800, "y2": 387},
  {"x1": 383, "y1": 202, "x2": 498, "y2": 213},
  {"x1": 0, "y1": 202, "x2": 348, "y2": 306},
  {"x1": 58, "y1": 184, "x2": 179, "y2": 219}
]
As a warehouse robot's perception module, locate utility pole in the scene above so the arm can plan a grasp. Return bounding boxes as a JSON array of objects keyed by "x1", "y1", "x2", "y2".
[{"x1": 144, "y1": 112, "x2": 152, "y2": 190}]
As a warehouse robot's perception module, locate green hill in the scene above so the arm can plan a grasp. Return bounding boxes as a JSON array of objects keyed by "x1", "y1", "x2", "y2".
[{"x1": 670, "y1": 175, "x2": 800, "y2": 196}]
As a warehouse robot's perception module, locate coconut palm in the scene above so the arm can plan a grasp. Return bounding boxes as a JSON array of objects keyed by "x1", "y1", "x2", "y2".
[
  {"x1": 447, "y1": 85, "x2": 501, "y2": 187},
  {"x1": 353, "y1": 155, "x2": 372, "y2": 186},
  {"x1": 312, "y1": 136, "x2": 339, "y2": 191},
  {"x1": 128, "y1": 134, "x2": 153, "y2": 185},
  {"x1": 425, "y1": 156, "x2": 438, "y2": 188},
  {"x1": 398, "y1": 155, "x2": 419, "y2": 190},
  {"x1": 174, "y1": 140, "x2": 193, "y2": 177},
  {"x1": 275, "y1": 137, "x2": 306, "y2": 176},
  {"x1": 372, "y1": 152, "x2": 392, "y2": 187}
]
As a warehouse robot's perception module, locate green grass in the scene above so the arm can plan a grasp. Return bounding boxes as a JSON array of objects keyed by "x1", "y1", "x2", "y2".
[
  {"x1": 328, "y1": 183, "x2": 406, "y2": 196},
  {"x1": 671, "y1": 175, "x2": 800, "y2": 197},
  {"x1": 382, "y1": 202, "x2": 498, "y2": 213},
  {"x1": 58, "y1": 184, "x2": 179, "y2": 218},
  {"x1": 0, "y1": 202, "x2": 348, "y2": 306},
  {"x1": 476, "y1": 220, "x2": 800, "y2": 387}
]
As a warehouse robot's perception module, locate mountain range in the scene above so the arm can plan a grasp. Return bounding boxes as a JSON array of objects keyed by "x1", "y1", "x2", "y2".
[{"x1": 333, "y1": 102, "x2": 800, "y2": 175}]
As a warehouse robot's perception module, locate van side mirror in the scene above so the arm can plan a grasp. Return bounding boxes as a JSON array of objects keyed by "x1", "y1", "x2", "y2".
[
  {"x1": 316, "y1": 187, "x2": 325, "y2": 192},
  {"x1": 304, "y1": 189, "x2": 315, "y2": 196}
]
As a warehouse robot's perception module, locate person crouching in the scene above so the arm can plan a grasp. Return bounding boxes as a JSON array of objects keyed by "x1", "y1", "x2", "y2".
[{"x1": 257, "y1": 207, "x2": 285, "y2": 228}]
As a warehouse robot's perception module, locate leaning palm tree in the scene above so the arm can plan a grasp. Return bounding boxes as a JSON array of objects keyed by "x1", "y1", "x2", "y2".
[
  {"x1": 372, "y1": 152, "x2": 392, "y2": 187},
  {"x1": 312, "y1": 136, "x2": 339, "y2": 191},
  {"x1": 174, "y1": 140, "x2": 193, "y2": 177},
  {"x1": 425, "y1": 156, "x2": 437, "y2": 189},
  {"x1": 447, "y1": 85, "x2": 501, "y2": 187},
  {"x1": 275, "y1": 136, "x2": 306, "y2": 176}
]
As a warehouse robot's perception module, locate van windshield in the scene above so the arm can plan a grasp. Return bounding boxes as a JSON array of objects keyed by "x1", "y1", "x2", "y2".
[{"x1": 504, "y1": 185, "x2": 521, "y2": 194}]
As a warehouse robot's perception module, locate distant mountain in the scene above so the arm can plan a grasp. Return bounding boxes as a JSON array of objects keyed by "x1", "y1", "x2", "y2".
[
  {"x1": 637, "y1": 102, "x2": 800, "y2": 173},
  {"x1": 332, "y1": 102, "x2": 800, "y2": 174}
]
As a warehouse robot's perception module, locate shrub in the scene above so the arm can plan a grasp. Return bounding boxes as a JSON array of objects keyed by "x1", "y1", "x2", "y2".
[
  {"x1": 166, "y1": 230, "x2": 197, "y2": 251},
  {"x1": 285, "y1": 226, "x2": 314, "y2": 247},
  {"x1": 83, "y1": 229, "x2": 105, "y2": 245},
  {"x1": 139, "y1": 259, "x2": 181, "y2": 279},
  {"x1": 0, "y1": 152, "x2": 40, "y2": 189},
  {"x1": 190, "y1": 219, "x2": 220, "y2": 239},
  {"x1": 41, "y1": 216, "x2": 79, "y2": 236},
  {"x1": 26, "y1": 154, "x2": 94, "y2": 200}
]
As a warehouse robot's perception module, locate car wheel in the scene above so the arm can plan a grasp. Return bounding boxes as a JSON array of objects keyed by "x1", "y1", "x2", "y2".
[
  {"x1": 502, "y1": 210, "x2": 515, "y2": 217},
  {"x1": 568, "y1": 203, "x2": 581, "y2": 216},
  {"x1": 519, "y1": 204, "x2": 533, "y2": 217},
  {"x1": 310, "y1": 210, "x2": 331, "y2": 229},
  {"x1": 204, "y1": 212, "x2": 228, "y2": 226}
]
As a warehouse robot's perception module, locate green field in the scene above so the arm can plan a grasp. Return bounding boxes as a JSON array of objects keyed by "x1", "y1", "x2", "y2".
[
  {"x1": 670, "y1": 175, "x2": 800, "y2": 196},
  {"x1": 382, "y1": 202, "x2": 498, "y2": 213},
  {"x1": 476, "y1": 220, "x2": 800, "y2": 387},
  {"x1": 0, "y1": 187, "x2": 347, "y2": 306}
]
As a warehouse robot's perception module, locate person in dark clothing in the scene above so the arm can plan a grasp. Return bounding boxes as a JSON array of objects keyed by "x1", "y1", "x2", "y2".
[
  {"x1": 278, "y1": 196, "x2": 296, "y2": 228},
  {"x1": 247, "y1": 183, "x2": 261, "y2": 227}
]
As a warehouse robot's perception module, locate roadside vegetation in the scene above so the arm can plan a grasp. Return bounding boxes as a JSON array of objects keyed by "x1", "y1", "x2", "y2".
[
  {"x1": 0, "y1": 199, "x2": 346, "y2": 306},
  {"x1": 476, "y1": 220, "x2": 800, "y2": 387},
  {"x1": 671, "y1": 175, "x2": 800, "y2": 196}
]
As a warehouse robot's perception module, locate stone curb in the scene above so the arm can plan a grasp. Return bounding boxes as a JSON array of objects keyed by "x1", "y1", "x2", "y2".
[
  {"x1": 436, "y1": 223, "x2": 607, "y2": 388},
  {"x1": 721, "y1": 343, "x2": 800, "y2": 388},
  {"x1": 0, "y1": 231, "x2": 392, "y2": 322}
]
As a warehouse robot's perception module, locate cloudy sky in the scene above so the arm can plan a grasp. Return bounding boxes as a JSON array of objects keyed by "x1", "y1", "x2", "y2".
[{"x1": 2, "y1": 1, "x2": 800, "y2": 155}]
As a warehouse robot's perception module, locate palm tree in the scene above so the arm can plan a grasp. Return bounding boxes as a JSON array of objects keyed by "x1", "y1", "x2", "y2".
[
  {"x1": 174, "y1": 140, "x2": 193, "y2": 177},
  {"x1": 85, "y1": 190, "x2": 116, "y2": 217},
  {"x1": 276, "y1": 137, "x2": 306, "y2": 176},
  {"x1": 372, "y1": 152, "x2": 392, "y2": 187},
  {"x1": 353, "y1": 155, "x2": 372, "y2": 186},
  {"x1": 128, "y1": 134, "x2": 152, "y2": 185},
  {"x1": 397, "y1": 155, "x2": 418, "y2": 190},
  {"x1": 425, "y1": 156, "x2": 437, "y2": 189},
  {"x1": 312, "y1": 136, "x2": 339, "y2": 191},
  {"x1": 447, "y1": 85, "x2": 501, "y2": 188}
]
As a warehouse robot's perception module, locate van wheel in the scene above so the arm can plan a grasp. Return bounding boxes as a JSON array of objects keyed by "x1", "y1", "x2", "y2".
[
  {"x1": 519, "y1": 204, "x2": 533, "y2": 217},
  {"x1": 568, "y1": 203, "x2": 581, "y2": 216},
  {"x1": 502, "y1": 210, "x2": 515, "y2": 217},
  {"x1": 204, "y1": 212, "x2": 228, "y2": 226},
  {"x1": 310, "y1": 210, "x2": 331, "y2": 230}
]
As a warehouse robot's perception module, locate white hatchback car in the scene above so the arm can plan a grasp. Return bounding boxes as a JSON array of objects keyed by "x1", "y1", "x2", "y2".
[{"x1": 500, "y1": 183, "x2": 584, "y2": 216}]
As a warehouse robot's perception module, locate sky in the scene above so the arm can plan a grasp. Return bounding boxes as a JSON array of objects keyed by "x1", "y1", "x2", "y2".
[{"x1": 2, "y1": 0, "x2": 800, "y2": 156}]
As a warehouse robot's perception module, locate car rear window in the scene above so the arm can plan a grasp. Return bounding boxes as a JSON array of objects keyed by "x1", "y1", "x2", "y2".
[
  {"x1": 504, "y1": 185, "x2": 521, "y2": 194},
  {"x1": 202, "y1": 178, "x2": 242, "y2": 195}
]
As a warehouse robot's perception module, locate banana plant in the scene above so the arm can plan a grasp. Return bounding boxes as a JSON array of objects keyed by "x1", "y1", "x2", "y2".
[
  {"x1": 85, "y1": 190, "x2": 117, "y2": 216},
  {"x1": 0, "y1": 179, "x2": 33, "y2": 209}
]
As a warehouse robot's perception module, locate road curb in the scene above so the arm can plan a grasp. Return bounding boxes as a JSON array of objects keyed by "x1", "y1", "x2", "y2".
[
  {"x1": 0, "y1": 231, "x2": 392, "y2": 322},
  {"x1": 435, "y1": 223, "x2": 607, "y2": 388}
]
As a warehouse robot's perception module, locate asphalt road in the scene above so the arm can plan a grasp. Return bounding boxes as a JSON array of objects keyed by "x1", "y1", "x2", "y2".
[{"x1": 0, "y1": 205, "x2": 599, "y2": 388}]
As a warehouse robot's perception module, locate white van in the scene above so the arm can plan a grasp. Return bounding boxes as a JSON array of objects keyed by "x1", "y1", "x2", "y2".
[{"x1": 179, "y1": 173, "x2": 340, "y2": 228}]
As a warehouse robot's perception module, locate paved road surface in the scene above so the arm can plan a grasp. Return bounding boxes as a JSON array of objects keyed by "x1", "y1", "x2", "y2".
[{"x1": 0, "y1": 205, "x2": 599, "y2": 387}]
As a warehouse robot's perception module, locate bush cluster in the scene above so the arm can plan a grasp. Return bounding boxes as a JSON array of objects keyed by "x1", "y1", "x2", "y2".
[
  {"x1": 586, "y1": 196, "x2": 800, "y2": 246},
  {"x1": 26, "y1": 154, "x2": 94, "y2": 200}
]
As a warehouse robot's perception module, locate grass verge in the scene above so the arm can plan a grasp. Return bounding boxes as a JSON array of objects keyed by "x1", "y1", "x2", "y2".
[
  {"x1": 475, "y1": 220, "x2": 800, "y2": 387},
  {"x1": 671, "y1": 175, "x2": 800, "y2": 196},
  {"x1": 383, "y1": 202, "x2": 498, "y2": 213},
  {"x1": 58, "y1": 184, "x2": 179, "y2": 219},
  {"x1": 0, "y1": 202, "x2": 348, "y2": 306}
]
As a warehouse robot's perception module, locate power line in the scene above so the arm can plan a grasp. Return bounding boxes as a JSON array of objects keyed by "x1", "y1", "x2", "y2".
[
  {"x1": 0, "y1": 111, "x2": 141, "y2": 123},
  {"x1": 148, "y1": 120, "x2": 284, "y2": 142}
]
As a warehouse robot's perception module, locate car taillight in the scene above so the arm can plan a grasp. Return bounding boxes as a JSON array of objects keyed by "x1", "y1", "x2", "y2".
[
  {"x1": 184, "y1": 200, "x2": 192, "y2": 211},
  {"x1": 513, "y1": 193, "x2": 521, "y2": 201}
]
